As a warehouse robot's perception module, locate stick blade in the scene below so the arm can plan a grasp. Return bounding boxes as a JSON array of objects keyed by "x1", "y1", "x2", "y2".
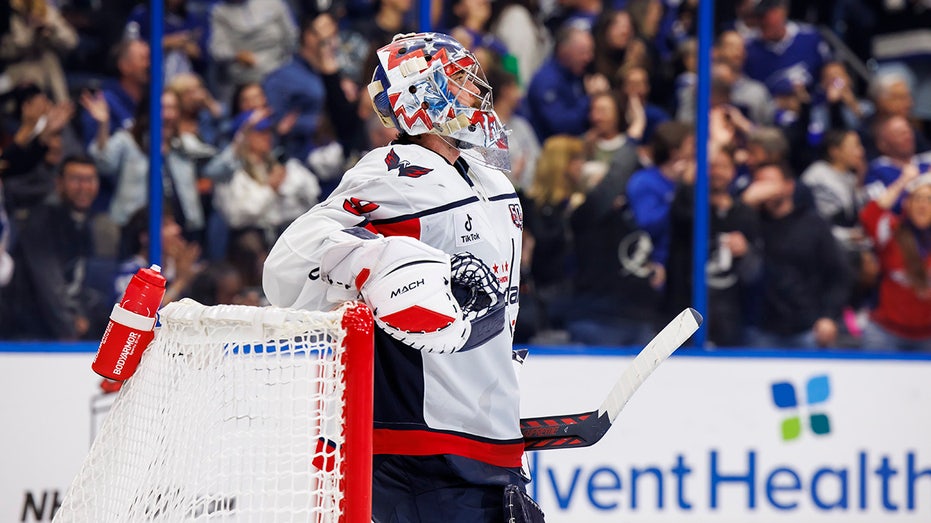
[{"x1": 521, "y1": 410, "x2": 610, "y2": 450}]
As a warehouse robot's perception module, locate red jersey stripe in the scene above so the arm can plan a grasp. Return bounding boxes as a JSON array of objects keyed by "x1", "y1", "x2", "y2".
[
  {"x1": 373, "y1": 218, "x2": 422, "y2": 239},
  {"x1": 373, "y1": 428, "x2": 524, "y2": 468}
]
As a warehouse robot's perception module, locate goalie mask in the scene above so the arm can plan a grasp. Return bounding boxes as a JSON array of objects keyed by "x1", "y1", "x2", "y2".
[{"x1": 368, "y1": 32, "x2": 510, "y2": 171}]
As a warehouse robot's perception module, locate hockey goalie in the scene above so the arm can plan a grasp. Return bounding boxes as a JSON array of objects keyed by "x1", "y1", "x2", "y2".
[{"x1": 262, "y1": 32, "x2": 544, "y2": 522}]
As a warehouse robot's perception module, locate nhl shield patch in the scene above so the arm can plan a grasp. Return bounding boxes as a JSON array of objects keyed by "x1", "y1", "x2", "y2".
[{"x1": 508, "y1": 203, "x2": 523, "y2": 230}]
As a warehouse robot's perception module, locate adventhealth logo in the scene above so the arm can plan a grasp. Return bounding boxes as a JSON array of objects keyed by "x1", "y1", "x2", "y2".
[{"x1": 771, "y1": 374, "x2": 831, "y2": 441}]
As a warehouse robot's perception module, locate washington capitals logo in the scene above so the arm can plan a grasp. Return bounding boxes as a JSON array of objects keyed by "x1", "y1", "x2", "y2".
[
  {"x1": 343, "y1": 197, "x2": 380, "y2": 216},
  {"x1": 385, "y1": 148, "x2": 433, "y2": 178}
]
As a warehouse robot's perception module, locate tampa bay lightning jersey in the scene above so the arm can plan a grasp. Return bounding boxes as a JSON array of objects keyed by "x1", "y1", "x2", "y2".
[{"x1": 263, "y1": 143, "x2": 526, "y2": 467}]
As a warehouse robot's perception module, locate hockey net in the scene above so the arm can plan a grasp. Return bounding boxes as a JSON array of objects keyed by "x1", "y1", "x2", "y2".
[{"x1": 54, "y1": 299, "x2": 374, "y2": 522}]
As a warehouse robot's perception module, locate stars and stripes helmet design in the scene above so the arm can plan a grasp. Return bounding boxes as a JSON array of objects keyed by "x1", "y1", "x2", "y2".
[{"x1": 367, "y1": 33, "x2": 508, "y2": 159}]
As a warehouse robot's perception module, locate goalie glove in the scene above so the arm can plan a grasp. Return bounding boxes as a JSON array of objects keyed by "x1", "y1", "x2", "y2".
[
  {"x1": 450, "y1": 252, "x2": 507, "y2": 350},
  {"x1": 320, "y1": 228, "x2": 471, "y2": 353}
]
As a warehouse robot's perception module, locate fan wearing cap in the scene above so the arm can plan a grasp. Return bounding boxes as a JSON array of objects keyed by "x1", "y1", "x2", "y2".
[
  {"x1": 206, "y1": 109, "x2": 320, "y2": 286},
  {"x1": 860, "y1": 165, "x2": 931, "y2": 351},
  {"x1": 263, "y1": 33, "x2": 544, "y2": 521}
]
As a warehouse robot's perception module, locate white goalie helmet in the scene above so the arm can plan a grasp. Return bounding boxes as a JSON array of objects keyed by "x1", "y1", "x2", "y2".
[{"x1": 368, "y1": 32, "x2": 510, "y2": 170}]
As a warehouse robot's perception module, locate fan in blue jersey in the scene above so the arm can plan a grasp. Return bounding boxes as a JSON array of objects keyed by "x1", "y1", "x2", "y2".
[
  {"x1": 865, "y1": 115, "x2": 931, "y2": 212},
  {"x1": 262, "y1": 32, "x2": 544, "y2": 522},
  {"x1": 743, "y1": 0, "x2": 832, "y2": 96}
]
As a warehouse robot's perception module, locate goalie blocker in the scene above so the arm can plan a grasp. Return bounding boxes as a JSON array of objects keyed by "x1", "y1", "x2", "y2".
[{"x1": 320, "y1": 227, "x2": 472, "y2": 354}]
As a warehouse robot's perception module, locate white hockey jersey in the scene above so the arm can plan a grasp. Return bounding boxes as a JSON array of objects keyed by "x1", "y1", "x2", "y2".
[{"x1": 263, "y1": 143, "x2": 525, "y2": 467}]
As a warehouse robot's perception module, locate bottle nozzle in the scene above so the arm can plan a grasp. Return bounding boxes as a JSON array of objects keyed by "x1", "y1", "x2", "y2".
[{"x1": 149, "y1": 264, "x2": 162, "y2": 273}]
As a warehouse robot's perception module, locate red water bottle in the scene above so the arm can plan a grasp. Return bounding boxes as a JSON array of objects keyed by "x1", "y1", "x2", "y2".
[{"x1": 92, "y1": 264, "x2": 167, "y2": 381}]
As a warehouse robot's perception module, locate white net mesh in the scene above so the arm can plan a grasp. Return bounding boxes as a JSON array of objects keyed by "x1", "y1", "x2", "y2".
[{"x1": 54, "y1": 299, "x2": 364, "y2": 522}]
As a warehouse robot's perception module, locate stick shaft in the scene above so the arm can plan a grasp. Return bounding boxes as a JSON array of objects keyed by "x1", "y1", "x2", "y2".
[
  {"x1": 598, "y1": 308, "x2": 702, "y2": 422},
  {"x1": 521, "y1": 308, "x2": 702, "y2": 450}
]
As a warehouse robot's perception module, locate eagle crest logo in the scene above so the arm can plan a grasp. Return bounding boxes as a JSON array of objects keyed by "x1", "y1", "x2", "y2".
[{"x1": 385, "y1": 148, "x2": 433, "y2": 178}]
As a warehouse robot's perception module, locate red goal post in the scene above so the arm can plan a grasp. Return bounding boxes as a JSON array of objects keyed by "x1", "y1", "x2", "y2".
[{"x1": 54, "y1": 299, "x2": 374, "y2": 523}]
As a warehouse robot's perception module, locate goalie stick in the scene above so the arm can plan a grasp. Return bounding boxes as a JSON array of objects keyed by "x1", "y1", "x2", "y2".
[{"x1": 521, "y1": 307, "x2": 702, "y2": 451}]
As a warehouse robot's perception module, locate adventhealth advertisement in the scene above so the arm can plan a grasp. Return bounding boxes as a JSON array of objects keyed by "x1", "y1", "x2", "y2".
[
  {"x1": 2, "y1": 348, "x2": 930, "y2": 521},
  {"x1": 520, "y1": 353, "x2": 931, "y2": 522}
]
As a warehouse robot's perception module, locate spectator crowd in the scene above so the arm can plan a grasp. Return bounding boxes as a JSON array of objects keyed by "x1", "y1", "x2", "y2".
[{"x1": 0, "y1": 0, "x2": 929, "y2": 352}]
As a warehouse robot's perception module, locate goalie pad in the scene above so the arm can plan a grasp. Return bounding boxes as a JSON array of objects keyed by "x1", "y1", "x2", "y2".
[
  {"x1": 320, "y1": 228, "x2": 471, "y2": 353},
  {"x1": 503, "y1": 484, "x2": 546, "y2": 523}
]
